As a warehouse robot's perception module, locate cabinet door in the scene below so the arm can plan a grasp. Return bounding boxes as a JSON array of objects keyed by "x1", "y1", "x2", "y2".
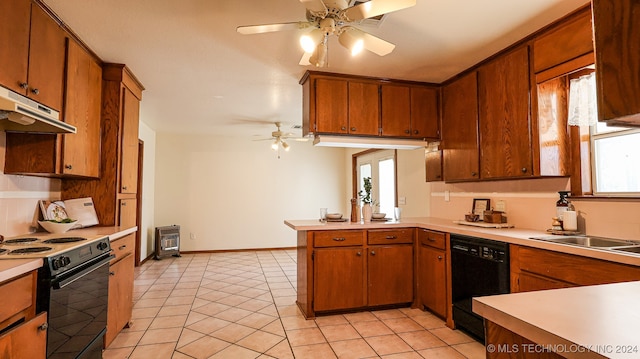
[
  {"x1": 106, "y1": 253, "x2": 134, "y2": 347},
  {"x1": 593, "y1": 0, "x2": 640, "y2": 125},
  {"x1": 27, "y1": 3, "x2": 67, "y2": 111},
  {"x1": 380, "y1": 84, "x2": 411, "y2": 137},
  {"x1": 425, "y1": 150, "x2": 443, "y2": 182},
  {"x1": 120, "y1": 87, "x2": 140, "y2": 194},
  {"x1": 411, "y1": 86, "x2": 439, "y2": 139},
  {"x1": 516, "y1": 272, "x2": 574, "y2": 293},
  {"x1": 314, "y1": 247, "x2": 366, "y2": 311},
  {"x1": 442, "y1": 71, "x2": 480, "y2": 181},
  {"x1": 0, "y1": 312, "x2": 47, "y2": 359},
  {"x1": 62, "y1": 39, "x2": 102, "y2": 177},
  {"x1": 348, "y1": 81, "x2": 379, "y2": 135},
  {"x1": 0, "y1": 0, "x2": 31, "y2": 94},
  {"x1": 478, "y1": 46, "x2": 532, "y2": 179},
  {"x1": 119, "y1": 198, "x2": 137, "y2": 228},
  {"x1": 418, "y1": 245, "x2": 447, "y2": 318},
  {"x1": 368, "y1": 245, "x2": 413, "y2": 306},
  {"x1": 315, "y1": 78, "x2": 348, "y2": 134}
]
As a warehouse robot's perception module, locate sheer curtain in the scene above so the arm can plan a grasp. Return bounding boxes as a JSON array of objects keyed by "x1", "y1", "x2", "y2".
[{"x1": 568, "y1": 72, "x2": 597, "y2": 126}]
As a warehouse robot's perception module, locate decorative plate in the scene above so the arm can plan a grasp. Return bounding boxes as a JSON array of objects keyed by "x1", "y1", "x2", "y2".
[{"x1": 46, "y1": 202, "x2": 69, "y2": 222}]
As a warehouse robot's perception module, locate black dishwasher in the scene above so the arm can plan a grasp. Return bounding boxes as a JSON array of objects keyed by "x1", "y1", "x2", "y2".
[{"x1": 450, "y1": 234, "x2": 510, "y2": 342}]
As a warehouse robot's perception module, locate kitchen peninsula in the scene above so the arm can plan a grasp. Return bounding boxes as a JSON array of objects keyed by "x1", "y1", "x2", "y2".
[{"x1": 286, "y1": 217, "x2": 640, "y2": 358}]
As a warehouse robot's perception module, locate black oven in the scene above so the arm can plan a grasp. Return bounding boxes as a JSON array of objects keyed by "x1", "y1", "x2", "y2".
[
  {"x1": 450, "y1": 234, "x2": 509, "y2": 342},
  {"x1": 37, "y1": 238, "x2": 112, "y2": 359}
]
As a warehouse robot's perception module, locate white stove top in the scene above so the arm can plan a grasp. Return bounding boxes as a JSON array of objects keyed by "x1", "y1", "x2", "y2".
[{"x1": 0, "y1": 232, "x2": 108, "y2": 259}]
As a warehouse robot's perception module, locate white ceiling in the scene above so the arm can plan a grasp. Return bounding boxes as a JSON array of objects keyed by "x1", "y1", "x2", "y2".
[{"x1": 43, "y1": 0, "x2": 589, "y2": 138}]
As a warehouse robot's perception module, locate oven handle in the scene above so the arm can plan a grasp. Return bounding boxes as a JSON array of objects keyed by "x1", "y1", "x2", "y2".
[{"x1": 53, "y1": 255, "x2": 114, "y2": 290}]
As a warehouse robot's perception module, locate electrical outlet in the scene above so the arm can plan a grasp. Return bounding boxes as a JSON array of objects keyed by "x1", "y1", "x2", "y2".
[
  {"x1": 190, "y1": 233, "x2": 196, "y2": 240},
  {"x1": 399, "y1": 197, "x2": 406, "y2": 205},
  {"x1": 495, "y1": 200, "x2": 506, "y2": 212},
  {"x1": 444, "y1": 190, "x2": 450, "y2": 202}
]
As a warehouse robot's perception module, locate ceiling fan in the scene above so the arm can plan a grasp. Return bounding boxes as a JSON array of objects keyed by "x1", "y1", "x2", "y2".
[
  {"x1": 237, "y1": 0, "x2": 416, "y2": 67},
  {"x1": 254, "y1": 122, "x2": 309, "y2": 158}
]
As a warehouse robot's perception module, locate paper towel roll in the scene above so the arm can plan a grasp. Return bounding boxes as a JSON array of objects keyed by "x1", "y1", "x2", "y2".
[{"x1": 563, "y1": 210, "x2": 577, "y2": 231}]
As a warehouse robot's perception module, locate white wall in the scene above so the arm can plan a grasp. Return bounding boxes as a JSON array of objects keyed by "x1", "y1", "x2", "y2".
[
  {"x1": 138, "y1": 121, "x2": 156, "y2": 261},
  {"x1": 154, "y1": 133, "x2": 347, "y2": 251}
]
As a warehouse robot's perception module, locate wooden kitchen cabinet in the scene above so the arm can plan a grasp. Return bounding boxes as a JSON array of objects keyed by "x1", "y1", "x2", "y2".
[
  {"x1": 0, "y1": 270, "x2": 46, "y2": 359},
  {"x1": 314, "y1": 77, "x2": 349, "y2": 134},
  {"x1": 425, "y1": 149, "x2": 443, "y2": 182},
  {"x1": 381, "y1": 84, "x2": 412, "y2": 137},
  {"x1": 367, "y1": 244, "x2": 414, "y2": 306},
  {"x1": 417, "y1": 229, "x2": 447, "y2": 318},
  {"x1": 442, "y1": 71, "x2": 480, "y2": 181},
  {"x1": 592, "y1": 0, "x2": 640, "y2": 126},
  {"x1": 510, "y1": 245, "x2": 640, "y2": 293},
  {"x1": 63, "y1": 64, "x2": 144, "y2": 226},
  {"x1": 4, "y1": 38, "x2": 102, "y2": 178},
  {"x1": 478, "y1": 45, "x2": 533, "y2": 179},
  {"x1": 411, "y1": 86, "x2": 439, "y2": 139},
  {"x1": 348, "y1": 81, "x2": 379, "y2": 136},
  {"x1": 314, "y1": 247, "x2": 366, "y2": 311},
  {"x1": 0, "y1": 0, "x2": 66, "y2": 111},
  {"x1": 105, "y1": 249, "x2": 134, "y2": 347}
]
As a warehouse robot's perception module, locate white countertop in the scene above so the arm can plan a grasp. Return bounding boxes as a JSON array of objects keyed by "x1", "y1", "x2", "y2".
[
  {"x1": 285, "y1": 217, "x2": 640, "y2": 266},
  {"x1": 0, "y1": 258, "x2": 43, "y2": 283},
  {"x1": 473, "y1": 281, "x2": 640, "y2": 359}
]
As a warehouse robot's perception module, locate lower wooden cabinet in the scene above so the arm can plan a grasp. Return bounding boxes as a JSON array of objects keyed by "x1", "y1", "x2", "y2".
[
  {"x1": 368, "y1": 244, "x2": 413, "y2": 306},
  {"x1": 417, "y1": 229, "x2": 447, "y2": 318},
  {"x1": 0, "y1": 311, "x2": 47, "y2": 359},
  {"x1": 105, "y1": 237, "x2": 135, "y2": 348},
  {"x1": 314, "y1": 247, "x2": 366, "y2": 311}
]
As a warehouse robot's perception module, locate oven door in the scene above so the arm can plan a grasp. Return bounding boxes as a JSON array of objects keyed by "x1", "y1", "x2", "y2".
[{"x1": 45, "y1": 253, "x2": 112, "y2": 359}]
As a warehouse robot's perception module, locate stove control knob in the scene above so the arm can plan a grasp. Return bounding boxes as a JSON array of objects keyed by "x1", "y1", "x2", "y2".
[
  {"x1": 53, "y1": 256, "x2": 71, "y2": 270},
  {"x1": 97, "y1": 242, "x2": 108, "y2": 251}
]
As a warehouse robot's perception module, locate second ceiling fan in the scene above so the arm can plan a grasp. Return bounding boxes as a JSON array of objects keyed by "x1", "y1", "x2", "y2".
[{"x1": 237, "y1": 0, "x2": 416, "y2": 67}]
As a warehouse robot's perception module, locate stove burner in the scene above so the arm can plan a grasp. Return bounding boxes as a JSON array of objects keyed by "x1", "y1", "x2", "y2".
[
  {"x1": 0, "y1": 249, "x2": 7, "y2": 254},
  {"x1": 9, "y1": 247, "x2": 53, "y2": 254},
  {"x1": 3, "y1": 237, "x2": 38, "y2": 244},
  {"x1": 43, "y1": 237, "x2": 87, "y2": 244}
]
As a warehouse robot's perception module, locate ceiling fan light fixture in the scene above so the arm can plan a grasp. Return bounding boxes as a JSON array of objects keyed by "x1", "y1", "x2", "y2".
[
  {"x1": 300, "y1": 29, "x2": 323, "y2": 53},
  {"x1": 339, "y1": 27, "x2": 364, "y2": 56},
  {"x1": 282, "y1": 141, "x2": 290, "y2": 151},
  {"x1": 309, "y1": 41, "x2": 328, "y2": 67},
  {"x1": 271, "y1": 140, "x2": 279, "y2": 151}
]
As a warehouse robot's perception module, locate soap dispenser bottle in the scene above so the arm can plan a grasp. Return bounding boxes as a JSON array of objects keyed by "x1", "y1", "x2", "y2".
[
  {"x1": 563, "y1": 201, "x2": 578, "y2": 231},
  {"x1": 556, "y1": 191, "x2": 570, "y2": 220}
]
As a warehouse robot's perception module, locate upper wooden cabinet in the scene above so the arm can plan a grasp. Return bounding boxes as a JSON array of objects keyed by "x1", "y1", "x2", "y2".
[
  {"x1": 0, "y1": 0, "x2": 66, "y2": 111},
  {"x1": 478, "y1": 45, "x2": 533, "y2": 179},
  {"x1": 4, "y1": 38, "x2": 102, "y2": 178},
  {"x1": 120, "y1": 87, "x2": 140, "y2": 194},
  {"x1": 533, "y1": 6, "x2": 593, "y2": 73},
  {"x1": 301, "y1": 71, "x2": 438, "y2": 139},
  {"x1": 442, "y1": 71, "x2": 480, "y2": 181},
  {"x1": 592, "y1": 0, "x2": 640, "y2": 126}
]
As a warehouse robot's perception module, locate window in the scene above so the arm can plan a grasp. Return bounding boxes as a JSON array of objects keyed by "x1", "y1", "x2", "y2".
[
  {"x1": 567, "y1": 72, "x2": 640, "y2": 195},
  {"x1": 356, "y1": 150, "x2": 396, "y2": 214}
]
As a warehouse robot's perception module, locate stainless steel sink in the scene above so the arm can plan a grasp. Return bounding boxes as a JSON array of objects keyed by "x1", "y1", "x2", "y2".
[
  {"x1": 610, "y1": 246, "x2": 640, "y2": 254},
  {"x1": 530, "y1": 235, "x2": 639, "y2": 248}
]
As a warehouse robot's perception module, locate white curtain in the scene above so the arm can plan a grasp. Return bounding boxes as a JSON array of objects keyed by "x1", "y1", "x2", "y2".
[{"x1": 568, "y1": 72, "x2": 597, "y2": 126}]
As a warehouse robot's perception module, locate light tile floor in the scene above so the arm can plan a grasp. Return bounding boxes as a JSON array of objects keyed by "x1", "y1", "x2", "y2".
[{"x1": 103, "y1": 250, "x2": 485, "y2": 359}]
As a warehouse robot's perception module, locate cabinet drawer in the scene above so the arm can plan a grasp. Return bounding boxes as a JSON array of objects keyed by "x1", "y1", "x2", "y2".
[
  {"x1": 368, "y1": 229, "x2": 413, "y2": 245},
  {"x1": 418, "y1": 229, "x2": 446, "y2": 250},
  {"x1": 110, "y1": 234, "x2": 135, "y2": 263},
  {"x1": 314, "y1": 231, "x2": 364, "y2": 247},
  {"x1": 0, "y1": 271, "x2": 35, "y2": 328}
]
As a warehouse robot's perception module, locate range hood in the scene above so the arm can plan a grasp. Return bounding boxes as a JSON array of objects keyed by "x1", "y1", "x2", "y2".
[
  {"x1": 0, "y1": 87, "x2": 76, "y2": 134},
  {"x1": 313, "y1": 135, "x2": 427, "y2": 150}
]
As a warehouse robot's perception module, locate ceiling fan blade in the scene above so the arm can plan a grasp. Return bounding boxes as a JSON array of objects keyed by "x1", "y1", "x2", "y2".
[
  {"x1": 343, "y1": 0, "x2": 416, "y2": 21},
  {"x1": 361, "y1": 31, "x2": 395, "y2": 56},
  {"x1": 300, "y1": 0, "x2": 327, "y2": 14},
  {"x1": 237, "y1": 22, "x2": 312, "y2": 35},
  {"x1": 299, "y1": 52, "x2": 312, "y2": 65}
]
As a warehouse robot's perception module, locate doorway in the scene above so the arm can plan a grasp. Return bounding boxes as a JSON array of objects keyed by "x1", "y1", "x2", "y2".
[{"x1": 353, "y1": 149, "x2": 397, "y2": 216}]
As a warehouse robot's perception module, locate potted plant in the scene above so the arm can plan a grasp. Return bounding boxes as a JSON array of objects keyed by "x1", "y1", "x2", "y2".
[{"x1": 359, "y1": 177, "x2": 374, "y2": 222}]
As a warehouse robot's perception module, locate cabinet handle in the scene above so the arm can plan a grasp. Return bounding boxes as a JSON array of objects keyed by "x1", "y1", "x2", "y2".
[
  {"x1": 109, "y1": 271, "x2": 115, "y2": 276},
  {"x1": 471, "y1": 172, "x2": 477, "y2": 177},
  {"x1": 19, "y1": 82, "x2": 28, "y2": 90},
  {"x1": 404, "y1": 129, "x2": 411, "y2": 134},
  {"x1": 414, "y1": 130, "x2": 419, "y2": 135},
  {"x1": 438, "y1": 255, "x2": 443, "y2": 260},
  {"x1": 427, "y1": 237, "x2": 436, "y2": 242},
  {"x1": 121, "y1": 202, "x2": 127, "y2": 206},
  {"x1": 341, "y1": 126, "x2": 347, "y2": 131},
  {"x1": 356, "y1": 251, "x2": 362, "y2": 256},
  {"x1": 351, "y1": 127, "x2": 357, "y2": 132},
  {"x1": 30, "y1": 88, "x2": 40, "y2": 95},
  {"x1": 332, "y1": 237, "x2": 345, "y2": 241},
  {"x1": 435, "y1": 175, "x2": 441, "y2": 179},
  {"x1": 521, "y1": 168, "x2": 528, "y2": 173},
  {"x1": 38, "y1": 323, "x2": 48, "y2": 331},
  {"x1": 122, "y1": 186, "x2": 128, "y2": 190},
  {"x1": 370, "y1": 250, "x2": 376, "y2": 255},
  {"x1": 119, "y1": 245, "x2": 127, "y2": 250},
  {"x1": 65, "y1": 164, "x2": 73, "y2": 170},
  {"x1": 385, "y1": 235, "x2": 397, "y2": 240}
]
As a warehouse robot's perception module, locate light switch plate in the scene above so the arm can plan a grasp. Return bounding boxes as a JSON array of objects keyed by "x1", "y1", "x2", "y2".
[
  {"x1": 398, "y1": 197, "x2": 406, "y2": 205},
  {"x1": 444, "y1": 190, "x2": 450, "y2": 202}
]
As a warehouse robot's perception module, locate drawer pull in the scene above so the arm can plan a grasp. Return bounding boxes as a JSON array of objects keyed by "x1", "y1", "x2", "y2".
[
  {"x1": 356, "y1": 251, "x2": 362, "y2": 256},
  {"x1": 38, "y1": 323, "x2": 48, "y2": 331},
  {"x1": 370, "y1": 250, "x2": 376, "y2": 255},
  {"x1": 427, "y1": 237, "x2": 436, "y2": 242},
  {"x1": 109, "y1": 271, "x2": 115, "y2": 276},
  {"x1": 437, "y1": 255, "x2": 443, "y2": 260},
  {"x1": 119, "y1": 245, "x2": 127, "y2": 250},
  {"x1": 385, "y1": 235, "x2": 397, "y2": 240},
  {"x1": 332, "y1": 237, "x2": 346, "y2": 241}
]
